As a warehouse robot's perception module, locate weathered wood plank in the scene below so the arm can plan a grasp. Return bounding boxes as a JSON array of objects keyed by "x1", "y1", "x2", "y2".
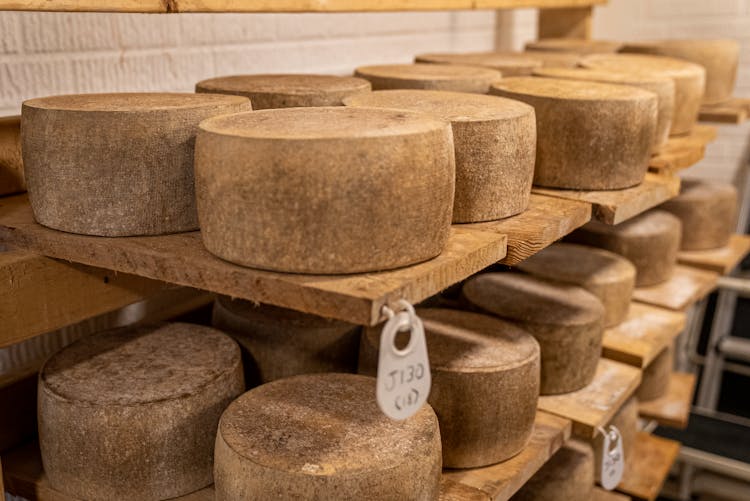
[
  {"x1": 616, "y1": 432, "x2": 680, "y2": 501},
  {"x1": 699, "y1": 97, "x2": 750, "y2": 124},
  {"x1": 632, "y1": 265, "x2": 719, "y2": 311},
  {"x1": 648, "y1": 125, "x2": 717, "y2": 174},
  {"x1": 0, "y1": 115, "x2": 23, "y2": 197},
  {"x1": 638, "y1": 372, "x2": 696, "y2": 429},
  {"x1": 677, "y1": 234, "x2": 750, "y2": 275}
]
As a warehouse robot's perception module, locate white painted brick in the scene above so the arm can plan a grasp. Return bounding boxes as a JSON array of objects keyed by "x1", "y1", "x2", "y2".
[
  {"x1": 647, "y1": 0, "x2": 744, "y2": 19},
  {"x1": 179, "y1": 13, "x2": 277, "y2": 46},
  {"x1": 0, "y1": 13, "x2": 23, "y2": 54}
]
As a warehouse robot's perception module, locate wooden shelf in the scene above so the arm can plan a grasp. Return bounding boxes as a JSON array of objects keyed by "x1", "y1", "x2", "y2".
[
  {"x1": 632, "y1": 265, "x2": 719, "y2": 311},
  {"x1": 616, "y1": 432, "x2": 680, "y2": 501},
  {"x1": 594, "y1": 487, "x2": 632, "y2": 501},
  {"x1": 602, "y1": 303, "x2": 685, "y2": 369},
  {"x1": 0, "y1": 115, "x2": 22, "y2": 197},
  {"x1": 699, "y1": 98, "x2": 750, "y2": 124},
  {"x1": 677, "y1": 234, "x2": 750, "y2": 275},
  {"x1": 638, "y1": 372, "x2": 696, "y2": 429},
  {"x1": 537, "y1": 358, "x2": 642, "y2": 439},
  {"x1": 648, "y1": 125, "x2": 717, "y2": 175}
]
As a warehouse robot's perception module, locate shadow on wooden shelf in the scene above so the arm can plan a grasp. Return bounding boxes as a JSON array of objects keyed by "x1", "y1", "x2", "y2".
[
  {"x1": 648, "y1": 125, "x2": 717, "y2": 174},
  {"x1": 699, "y1": 98, "x2": 750, "y2": 124},
  {"x1": 677, "y1": 234, "x2": 750, "y2": 275},
  {"x1": 594, "y1": 486, "x2": 632, "y2": 501},
  {"x1": 638, "y1": 372, "x2": 696, "y2": 430},
  {"x1": 632, "y1": 265, "x2": 719, "y2": 311},
  {"x1": 616, "y1": 432, "x2": 680, "y2": 501}
]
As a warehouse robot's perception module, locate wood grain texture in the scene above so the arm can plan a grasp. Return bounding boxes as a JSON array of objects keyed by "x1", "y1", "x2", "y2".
[
  {"x1": 594, "y1": 487, "x2": 631, "y2": 500},
  {"x1": 699, "y1": 97, "x2": 750, "y2": 124},
  {"x1": 638, "y1": 372, "x2": 696, "y2": 429},
  {"x1": 632, "y1": 264, "x2": 718, "y2": 311},
  {"x1": 0, "y1": 195, "x2": 507, "y2": 326},
  {"x1": 0, "y1": 116, "x2": 23, "y2": 196},
  {"x1": 616, "y1": 432, "x2": 680, "y2": 501},
  {"x1": 649, "y1": 125, "x2": 717, "y2": 174},
  {"x1": 677, "y1": 234, "x2": 750, "y2": 275},
  {"x1": 537, "y1": 6, "x2": 593, "y2": 39}
]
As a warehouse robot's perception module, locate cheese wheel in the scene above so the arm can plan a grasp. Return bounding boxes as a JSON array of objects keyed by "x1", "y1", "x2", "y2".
[
  {"x1": 195, "y1": 107, "x2": 455, "y2": 274},
  {"x1": 526, "y1": 38, "x2": 622, "y2": 54},
  {"x1": 581, "y1": 53, "x2": 706, "y2": 135},
  {"x1": 195, "y1": 74, "x2": 371, "y2": 109},
  {"x1": 343, "y1": 89, "x2": 536, "y2": 222},
  {"x1": 512, "y1": 440, "x2": 595, "y2": 501},
  {"x1": 212, "y1": 296, "x2": 360, "y2": 385},
  {"x1": 21, "y1": 93, "x2": 250, "y2": 237},
  {"x1": 462, "y1": 272, "x2": 604, "y2": 395},
  {"x1": 532, "y1": 66, "x2": 674, "y2": 152},
  {"x1": 359, "y1": 308, "x2": 540, "y2": 468},
  {"x1": 659, "y1": 178, "x2": 738, "y2": 250},
  {"x1": 354, "y1": 63, "x2": 501, "y2": 93},
  {"x1": 592, "y1": 397, "x2": 637, "y2": 480},
  {"x1": 39, "y1": 323, "x2": 244, "y2": 500},
  {"x1": 415, "y1": 52, "x2": 542, "y2": 76},
  {"x1": 637, "y1": 343, "x2": 674, "y2": 401},
  {"x1": 567, "y1": 210, "x2": 682, "y2": 287},
  {"x1": 620, "y1": 39, "x2": 739, "y2": 105},
  {"x1": 214, "y1": 373, "x2": 442, "y2": 500},
  {"x1": 490, "y1": 77, "x2": 656, "y2": 190},
  {"x1": 517, "y1": 243, "x2": 636, "y2": 328}
]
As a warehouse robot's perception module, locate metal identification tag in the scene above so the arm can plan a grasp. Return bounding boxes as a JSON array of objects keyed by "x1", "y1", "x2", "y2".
[{"x1": 598, "y1": 425, "x2": 625, "y2": 490}]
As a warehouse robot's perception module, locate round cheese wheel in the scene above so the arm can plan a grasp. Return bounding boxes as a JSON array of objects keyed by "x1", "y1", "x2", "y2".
[
  {"x1": 195, "y1": 74, "x2": 371, "y2": 109},
  {"x1": 195, "y1": 106, "x2": 455, "y2": 274},
  {"x1": 212, "y1": 296, "x2": 360, "y2": 385},
  {"x1": 415, "y1": 52, "x2": 542, "y2": 76},
  {"x1": 354, "y1": 63, "x2": 501, "y2": 93},
  {"x1": 343, "y1": 89, "x2": 536, "y2": 222},
  {"x1": 214, "y1": 373, "x2": 442, "y2": 500},
  {"x1": 462, "y1": 272, "x2": 604, "y2": 395},
  {"x1": 490, "y1": 77, "x2": 656, "y2": 190},
  {"x1": 39, "y1": 323, "x2": 244, "y2": 500},
  {"x1": 567, "y1": 210, "x2": 682, "y2": 287},
  {"x1": 620, "y1": 39, "x2": 739, "y2": 105},
  {"x1": 637, "y1": 343, "x2": 674, "y2": 401},
  {"x1": 525, "y1": 38, "x2": 622, "y2": 54},
  {"x1": 532, "y1": 66, "x2": 674, "y2": 152},
  {"x1": 512, "y1": 440, "x2": 595, "y2": 501},
  {"x1": 581, "y1": 53, "x2": 706, "y2": 136},
  {"x1": 517, "y1": 243, "x2": 636, "y2": 328},
  {"x1": 22, "y1": 93, "x2": 251, "y2": 236},
  {"x1": 659, "y1": 178, "x2": 738, "y2": 250},
  {"x1": 359, "y1": 308, "x2": 540, "y2": 468},
  {"x1": 593, "y1": 396, "x2": 638, "y2": 480}
]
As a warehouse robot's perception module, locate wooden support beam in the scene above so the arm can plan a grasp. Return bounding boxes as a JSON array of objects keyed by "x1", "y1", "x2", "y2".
[
  {"x1": 538, "y1": 6, "x2": 593, "y2": 39},
  {"x1": 0, "y1": 116, "x2": 23, "y2": 197}
]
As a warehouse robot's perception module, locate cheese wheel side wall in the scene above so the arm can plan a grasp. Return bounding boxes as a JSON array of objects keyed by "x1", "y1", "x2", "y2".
[
  {"x1": 637, "y1": 344, "x2": 674, "y2": 401},
  {"x1": 660, "y1": 187, "x2": 738, "y2": 250},
  {"x1": 585, "y1": 277, "x2": 635, "y2": 328},
  {"x1": 353, "y1": 70, "x2": 494, "y2": 94},
  {"x1": 511, "y1": 441, "x2": 595, "y2": 501}
]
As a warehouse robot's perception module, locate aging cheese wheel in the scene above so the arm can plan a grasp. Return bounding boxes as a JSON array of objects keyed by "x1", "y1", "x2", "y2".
[
  {"x1": 637, "y1": 343, "x2": 674, "y2": 401},
  {"x1": 462, "y1": 272, "x2": 605, "y2": 395},
  {"x1": 512, "y1": 440, "x2": 595, "y2": 501},
  {"x1": 212, "y1": 296, "x2": 360, "y2": 385},
  {"x1": 195, "y1": 106, "x2": 455, "y2": 274},
  {"x1": 214, "y1": 374, "x2": 442, "y2": 500},
  {"x1": 195, "y1": 74, "x2": 371, "y2": 109},
  {"x1": 415, "y1": 51, "x2": 542, "y2": 76},
  {"x1": 567, "y1": 210, "x2": 682, "y2": 287},
  {"x1": 532, "y1": 66, "x2": 674, "y2": 152},
  {"x1": 592, "y1": 397, "x2": 638, "y2": 480},
  {"x1": 39, "y1": 323, "x2": 244, "y2": 501},
  {"x1": 22, "y1": 93, "x2": 250, "y2": 237},
  {"x1": 354, "y1": 63, "x2": 501, "y2": 93},
  {"x1": 526, "y1": 38, "x2": 622, "y2": 54},
  {"x1": 517, "y1": 243, "x2": 636, "y2": 328},
  {"x1": 621, "y1": 39, "x2": 739, "y2": 105},
  {"x1": 581, "y1": 53, "x2": 706, "y2": 135},
  {"x1": 359, "y1": 308, "x2": 540, "y2": 468},
  {"x1": 490, "y1": 77, "x2": 656, "y2": 190},
  {"x1": 343, "y1": 89, "x2": 536, "y2": 222},
  {"x1": 659, "y1": 178, "x2": 738, "y2": 250}
]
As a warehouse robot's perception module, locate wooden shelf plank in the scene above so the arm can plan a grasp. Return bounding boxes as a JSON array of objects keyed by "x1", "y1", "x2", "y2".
[
  {"x1": 699, "y1": 98, "x2": 750, "y2": 124},
  {"x1": 648, "y1": 125, "x2": 717, "y2": 175},
  {"x1": 441, "y1": 411, "x2": 572, "y2": 501},
  {"x1": 677, "y1": 234, "x2": 750, "y2": 275},
  {"x1": 0, "y1": 194, "x2": 507, "y2": 327},
  {"x1": 463, "y1": 193, "x2": 591, "y2": 266},
  {"x1": 0, "y1": 115, "x2": 23, "y2": 197},
  {"x1": 638, "y1": 372, "x2": 696, "y2": 430},
  {"x1": 532, "y1": 173, "x2": 680, "y2": 225},
  {"x1": 537, "y1": 358, "x2": 642, "y2": 439},
  {"x1": 594, "y1": 487, "x2": 632, "y2": 501},
  {"x1": 632, "y1": 265, "x2": 719, "y2": 311},
  {"x1": 616, "y1": 432, "x2": 680, "y2": 501},
  {"x1": 602, "y1": 303, "x2": 686, "y2": 368}
]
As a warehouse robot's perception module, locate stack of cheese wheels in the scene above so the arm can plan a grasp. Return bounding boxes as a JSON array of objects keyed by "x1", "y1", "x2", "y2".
[
  {"x1": 637, "y1": 343, "x2": 674, "y2": 401},
  {"x1": 620, "y1": 39, "x2": 739, "y2": 105},
  {"x1": 195, "y1": 107, "x2": 455, "y2": 274},
  {"x1": 415, "y1": 52, "x2": 542, "y2": 76},
  {"x1": 567, "y1": 210, "x2": 683, "y2": 287},
  {"x1": 532, "y1": 66, "x2": 675, "y2": 153},
  {"x1": 525, "y1": 38, "x2": 622, "y2": 54},
  {"x1": 353, "y1": 63, "x2": 501, "y2": 93},
  {"x1": 359, "y1": 308, "x2": 540, "y2": 468},
  {"x1": 592, "y1": 397, "x2": 638, "y2": 479},
  {"x1": 343, "y1": 90, "x2": 536, "y2": 222},
  {"x1": 22, "y1": 93, "x2": 250, "y2": 236},
  {"x1": 581, "y1": 53, "x2": 706, "y2": 136},
  {"x1": 195, "y1": 74, "x2": 371, "y2": 109},
  {"x1": 512, "y1": 440, "x2": 595, "y2": 501},
  {"x1": 490, "y1": 77, "x2": 657, "y2": 190},
  {"x1": 463, "y1": 272, "x2": 605, "y2": 394},
  {"x1": 212, "y1": 296, "x2": 360, "y2": 385},
  {"x1": 38, "y1": 323, "x2": 244, "y2": 500},
  {"x1": 214, "y1": 374, "x2": 442, "y2": 500},
  {"x1": 516, "y1": 243, "x2": 637, "y2": 328},
  {"x1": 659, "y1": 178, "x2": 738, "y2": 250}
]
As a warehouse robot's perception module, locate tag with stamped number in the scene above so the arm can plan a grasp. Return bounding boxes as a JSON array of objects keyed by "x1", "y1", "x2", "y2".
[{"x1": 599, "y1": 425, "x2": 625, "y2": 491}]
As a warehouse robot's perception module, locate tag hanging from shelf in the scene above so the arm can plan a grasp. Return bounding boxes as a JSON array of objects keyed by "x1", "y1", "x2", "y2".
[{"x1": 597, "y1": 424, "x2": 625, "y2": 491}]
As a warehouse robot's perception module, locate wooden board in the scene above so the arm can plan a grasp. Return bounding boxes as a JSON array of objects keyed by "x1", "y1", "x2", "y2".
[
  {"x1": 532, "y1": 173, "x2": 681, "y2": 225},
  {"x1": 677, "y1": 234, "x2": 750, "y2": 275},
  {"x1": 602, "y1": 303, "x2": 686, "y2": 368},
  {"x1": 638, "y1": 372, "x2": 696, "y2": 429},
  {"x1": 0, "y1": 194, "x2": 507, "y2": 326},
  {"x1": 0, "y1": 115, "x2": 23, "y2": 196},
  {"x1": 537, "y1": 358, "x2": 642, "y2": 439},
  {"x1": 594, "y1": 487, "x2": 632, "y2": 501},
  {"x1": 441, "y1": 412, "x2": 572, "y2": 501},
  {"x1": 464, "y1": 193, "x2": 591, "y2": 266},
  {"x1": 699, "y1": 98, "x2": 750, "y2": 124},
  {"x1": 648, "y1": 125, "x2": 717, "y2": 174},
  {"x1": 632, "y1": 265, "x2": 719, "y2": 311},
  {"x1": 616, "y1": 432, "x2": 680, "y2": 501}
]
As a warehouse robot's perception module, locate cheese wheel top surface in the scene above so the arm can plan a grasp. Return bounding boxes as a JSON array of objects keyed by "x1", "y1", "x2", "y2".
[
  {"x1": 416, "y1": 51, "x2": 542, "y2": 69},
  {"x1": 41, "y1": 323, "x2": 240, "y2": 405},
  {"x1": 216, "y1": 296, "x2": 353, "y2": 330},
  {"x1": 463, "y1": 272, "x2": 604, "y2": 326},
  {"x1": 355, "y1": 63, "x2": 501, "y2": 82},
  {"x1": 581, "y1": 53, "x2": 705, "y2": 79},
  {"x1": 343, "y1": 89, "x2": 534, "y2": 123},
  {"x1": 195, "y1": 74, "x2": 371, "y2": 96},
  {"x1": 526, "y1": 38, "x2": 622, "y2": 53},
  {"x1": 219, "y1": 373, "x2": 437, "y2": 474},
  {"x1": 517, "y1": 243, "x2": 636, "y2": 286},
  {"x1": 491, "y1": 76, "x2": 656, "y2": 101},
  {"x1": 623, "y1": 39, "x2": 738, "y2": 53},
  {"x1": 24, "y1": 92, "x2": 249, "y2": 112},
  {"x1": 532, "y1": 66, "x2": 673, "y2": 88},
  {"x1": 581, "y1": 210, "x2": 681, "y2": 238},
  {"x1": 676, "y1": 178, "x2": 738, "y2": 201}
]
